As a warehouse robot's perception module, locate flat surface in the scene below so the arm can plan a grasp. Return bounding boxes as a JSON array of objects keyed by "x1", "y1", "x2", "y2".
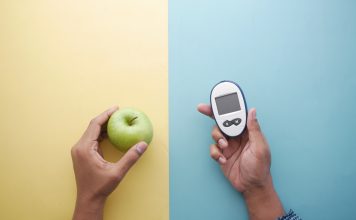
[
  {"x1": 169, "y1": 0, "x2": 356, "y2": 219},
  {"x1": 0, "y1": 1, "x2": 168, "y2": 220}
]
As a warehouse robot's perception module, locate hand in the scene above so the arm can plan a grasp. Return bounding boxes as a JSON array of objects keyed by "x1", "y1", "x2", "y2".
[
  {"x1": 197, "y1": 104, "x2": 270, "y2": 193},
  {"x1": 197, "y1": 104, "x2": 284, "y2": 220},
  {"x1": 71, "y1": 106, "x2": 148, "y2": 220}
]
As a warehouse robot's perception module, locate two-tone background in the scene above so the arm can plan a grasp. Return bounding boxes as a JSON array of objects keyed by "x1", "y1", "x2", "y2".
[{"x1": 1, "y1": 0, "x2": 355, "y2": 219}]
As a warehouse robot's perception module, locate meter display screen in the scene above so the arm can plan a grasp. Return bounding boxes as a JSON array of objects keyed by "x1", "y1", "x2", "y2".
[{"x1": 215, "y1": 92, "x2": 241, "y2": 115}]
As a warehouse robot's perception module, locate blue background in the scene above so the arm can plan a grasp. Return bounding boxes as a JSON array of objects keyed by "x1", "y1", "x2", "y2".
[{"x1": 169, "y1": 0, "x2": 356, "y2": 219}]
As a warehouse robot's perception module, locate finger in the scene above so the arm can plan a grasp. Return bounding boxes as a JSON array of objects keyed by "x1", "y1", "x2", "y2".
[
  {"x1": 247, "y1": 108, "x2": 264, "y2": 143},
  {"x1": 210, "y1": 144, "x2": 226, "y2": 164},
  {"x1": 211, "y1": 126, "x2": 228, "y2": 148},
  {"x1": 82, "y1": 106, "x2": 118, "y2": 142},
  {"x1": 197, "y1": 103, "x2": 214, "y2": 119},
  {"x1": 115, "y1": 142, "x2": 148, "y2": 179},
  {"x1": 219, "y1": 137, "x2": 243, "y2": 160}
]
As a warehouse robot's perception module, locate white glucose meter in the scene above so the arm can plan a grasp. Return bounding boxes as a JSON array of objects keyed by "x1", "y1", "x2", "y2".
[{"x1": 210, "y1": 81, "x2": 247, "y2": 137}]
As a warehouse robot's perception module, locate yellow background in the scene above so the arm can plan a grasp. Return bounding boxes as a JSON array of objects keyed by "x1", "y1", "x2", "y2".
[{"x1": 0, "y1": 1, "x2": 168, "y2": 219}]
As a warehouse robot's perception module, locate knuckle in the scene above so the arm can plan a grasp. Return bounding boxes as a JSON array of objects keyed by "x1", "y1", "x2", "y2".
[
  {"x1": 253, "y1": 120, "x2": 261, "y2": 130},
  {"x1": 210, "y1": 151, "x2": 217, "y2": 159},
  {"x1": 129, "y1": 149, "x2": 140, "y2": 161},
  {"x1": 211, "y1": 129, "x2": 216, "y2": 138},
  {"x1": 71, "y1": 146, "x2": 78, "y2": 157},
  {"x1": 109, "y1": 172, "x2": 121, "y2": 182},
  {"x1": 211, "y1": 127, "x2": 221, "y2": 139},
  {"x1": 71, "y1": 146, "x2": 86, "y2": 159},
  {"x1": 210, "y1": 145, "x2": 218, "y2": 156},
  {"x1": 89, "y1": 118, "x2": 97, "y2": 126},
  {"x1": 255, "y1": 125, "x2": 261, "y2": 132},
  {"x1": 255, "y1": 149, "x2": 264, "y2": 159},
  {"x1": 255, "y1": 147, "x2": 269, "y2": 160}
]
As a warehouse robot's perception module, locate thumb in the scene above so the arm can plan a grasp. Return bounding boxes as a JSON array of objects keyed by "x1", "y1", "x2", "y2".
[
  {"x1": 115, "y1": 141, "x2": 148, "y2": 179},
  {"x1": 247, "y1": 108, "x2": 264, "y2": 143}
]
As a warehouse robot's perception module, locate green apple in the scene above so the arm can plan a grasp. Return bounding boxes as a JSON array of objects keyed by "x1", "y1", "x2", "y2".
[{"x1": 107, "y1": 107, "x2": 153, "y2": 152}]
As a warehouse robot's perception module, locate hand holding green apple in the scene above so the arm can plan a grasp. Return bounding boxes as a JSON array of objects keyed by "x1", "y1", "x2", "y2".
[
  {"x1": 107, "y1": 108, "x2": 153, "y2": 152},
  {"x1": 71, "y1": 106, "x2": 150, "y2": 220}
]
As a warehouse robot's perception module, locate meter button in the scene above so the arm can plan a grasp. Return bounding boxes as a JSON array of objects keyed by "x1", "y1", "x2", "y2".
[{"x1": 223, "y1": 118, "x2": 241, "y2": 127}]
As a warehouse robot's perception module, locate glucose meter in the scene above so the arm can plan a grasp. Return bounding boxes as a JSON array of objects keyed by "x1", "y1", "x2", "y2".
[{"x1": 210, "y1": 81, "x2": 247, "y2": 137}]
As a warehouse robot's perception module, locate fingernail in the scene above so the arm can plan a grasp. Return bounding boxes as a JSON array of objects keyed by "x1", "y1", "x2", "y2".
[
  {"x1": 218, "y1": 138, "x2": 228, "y2": 148},
  {"x1": 252, "y1": 109, "x2": 257, "y2": 120},
  {"x1": 135, "y1": 142, "x2": 148, "y2": 155},
  {"x1": 218, "y1": 157, "x2": 226, "y2": 164}
]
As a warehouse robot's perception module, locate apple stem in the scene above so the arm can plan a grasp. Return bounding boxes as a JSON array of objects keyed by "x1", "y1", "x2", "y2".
[{"x1": 129, "y1": 116, "x2": 138, "y2": 125}]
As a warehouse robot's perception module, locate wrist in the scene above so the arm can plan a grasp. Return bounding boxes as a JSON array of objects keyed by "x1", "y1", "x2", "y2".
[
  {"x1": 73, "y1": 193, "x2": 106, "y2": 220},
  {"x1": 243, "y1": 175, "x2": 285, "y2": 220},
  {"x1": 76, "y1": 195, "x2": 106, "y2": 210},
  {"x1": 242, "y1": 174, "x2": 275, "y2": 200}
]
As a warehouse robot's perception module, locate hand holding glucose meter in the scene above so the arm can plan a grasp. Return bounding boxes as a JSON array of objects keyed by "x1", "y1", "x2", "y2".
[{"x1": 210, "y1": 81, "x2": 247, "y2": 137}]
